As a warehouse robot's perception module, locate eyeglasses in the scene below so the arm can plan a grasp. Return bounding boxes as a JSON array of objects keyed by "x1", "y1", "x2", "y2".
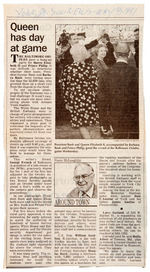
[{"x1": 73, "y1": 172, "x2": 93, "y2": 182}]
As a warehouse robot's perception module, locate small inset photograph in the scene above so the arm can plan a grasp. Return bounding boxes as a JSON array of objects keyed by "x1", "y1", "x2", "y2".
[
  {"x1": 55, "y1": 24, "x2": 139, "y2": 139},
  {"x1": 54, "y1": 160, "x2": 97, "y2": 201}
]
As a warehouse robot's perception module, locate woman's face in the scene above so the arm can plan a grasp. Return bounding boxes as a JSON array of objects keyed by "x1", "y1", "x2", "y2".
[{"x1": 98, "y1": 47, "x2": 107, "y2": 60}]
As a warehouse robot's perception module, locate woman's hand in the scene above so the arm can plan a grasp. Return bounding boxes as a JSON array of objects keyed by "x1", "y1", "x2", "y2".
[{"x1": 100, "y1": 125, "x2": 113, "y2": 136}]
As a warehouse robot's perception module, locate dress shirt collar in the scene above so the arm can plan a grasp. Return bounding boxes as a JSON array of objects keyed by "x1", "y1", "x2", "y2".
[
  {"x1": 116, "y1": 59, "x2": 128, "y2": 64},
  {"x1": 79, "y1": 183, "x2": 94, "y2": 198}
]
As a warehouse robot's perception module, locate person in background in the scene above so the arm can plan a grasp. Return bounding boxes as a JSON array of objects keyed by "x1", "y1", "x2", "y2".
[
  {"x1": 101, "y1": 33, "x2": 116, "y2": 67},
  {"x1": 92, "y1": 44, "x2": 108, "y2": 80},
  {"x1": 91, "y1": 44, "x2": 111, "y2": 138},
  {"x1": 133, "y1": 28, "x2": 139, "y2": 68},
  {"x1": 67, "y1": 163, "x2": 97, "y2": 198},
  {"x1": 97, "y1": 42, "x2": 139, "y2": 139},
  {"x1": 56, "y1": 31, "x2": 74, "y2": 123}
]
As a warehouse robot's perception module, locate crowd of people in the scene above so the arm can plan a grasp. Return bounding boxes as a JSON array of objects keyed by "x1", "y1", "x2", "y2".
[{"x1": 56, "y1": 28, "x2": 139, "y2": 139}]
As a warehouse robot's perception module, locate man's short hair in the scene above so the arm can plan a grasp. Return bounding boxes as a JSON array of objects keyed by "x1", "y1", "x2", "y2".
[
  {"x1": 102, "y1": 33, "x2": 110, "y2": 42},
  {"x1": 74, "y1": 162, "x2": 94, "y2": 173},
  {"x1": 115, "y1": 42, "x2": 129, "y2": 58}
]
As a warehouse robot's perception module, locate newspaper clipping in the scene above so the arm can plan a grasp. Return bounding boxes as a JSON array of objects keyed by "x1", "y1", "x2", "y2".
[{"x1": 4, "y1": 4, "x2": 146, "y2": 267}]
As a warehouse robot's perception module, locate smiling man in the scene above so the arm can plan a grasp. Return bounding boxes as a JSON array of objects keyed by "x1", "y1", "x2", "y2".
[{"x1": 67, "y1": 163, "x2": 97, "y2": 198}]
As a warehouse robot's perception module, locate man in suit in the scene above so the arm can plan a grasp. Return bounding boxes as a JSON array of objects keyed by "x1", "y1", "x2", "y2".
[
  {"x1": 98, "y1": 42, "x2": 139, "y2": 139},
  {"x1": 67, "y1": 163, "x2": 97, "y2": 198},
  {"x1": 101, "y1": 33, "x2": 116, "y2": 67},
  {"x1": 134, "y1": 28, "x2": 139, "y2": 68}
]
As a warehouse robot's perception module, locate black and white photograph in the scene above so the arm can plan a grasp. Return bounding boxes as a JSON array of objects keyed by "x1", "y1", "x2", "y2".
[
  {"x1": 54, "y1": 160, "x2": 97, "y2": 202},
  {"x1": 55, "y1": 24, "x2": 139, "y2": 139},
  {"x1": 2, "y1": 1, "x2": 149, "y2": 269}
]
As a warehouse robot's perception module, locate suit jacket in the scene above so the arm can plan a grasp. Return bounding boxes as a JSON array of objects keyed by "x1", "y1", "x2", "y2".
[
  {"x1": 97, "y1": 62, "x2": 139, "y2": 138},
  {"x1": 134, "y1": 39, "x2": 139, "y2": 68},
  {"x1": 67, "y1": 184, "x2": 97, "y2": 198}
]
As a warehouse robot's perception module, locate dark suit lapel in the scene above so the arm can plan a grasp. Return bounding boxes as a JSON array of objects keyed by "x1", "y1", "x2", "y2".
[{"x1": 92, "y1": 184, "x2": 97, "y2": 198}]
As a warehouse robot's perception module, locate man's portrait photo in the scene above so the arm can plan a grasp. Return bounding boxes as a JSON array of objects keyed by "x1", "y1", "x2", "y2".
[
  {"x1": 54, "y1": 161, "x2": 97, "y2": 200},
  {"x1": 67, "y1": 163, "x2": 97, "y2": 198}
]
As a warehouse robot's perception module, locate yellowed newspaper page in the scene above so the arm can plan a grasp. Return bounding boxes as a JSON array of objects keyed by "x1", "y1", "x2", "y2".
[{"x1": 4, "y1": 4, "x2": 145, "y2": 268}]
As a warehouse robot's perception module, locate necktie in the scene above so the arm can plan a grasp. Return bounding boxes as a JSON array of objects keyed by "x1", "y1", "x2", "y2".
[{"x1": 81, "y1": 191, "x2": 90, "y2": 198}]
